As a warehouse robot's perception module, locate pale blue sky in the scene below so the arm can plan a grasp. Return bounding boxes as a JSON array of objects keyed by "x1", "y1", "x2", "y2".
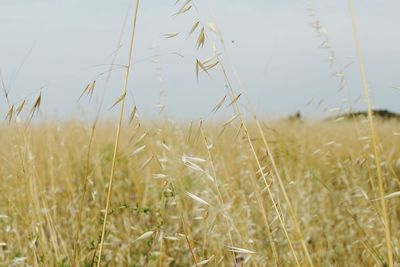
[{"x1": 0, "y1": 0, "x2": 399, "y2": 120}]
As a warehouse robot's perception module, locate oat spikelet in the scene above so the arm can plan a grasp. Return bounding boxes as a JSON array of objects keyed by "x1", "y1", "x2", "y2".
[
  {"x1": 383, "y1": 191, "x2": 400, "y2": 200},
  {"x1": 205, "y1": 60, "x2": 219, "y2": 71},
  {"x1": 174, "y1": 0, "x2": 192, "y2": 16},
  {"x1": 212, "y1": 95, "x2": 226, "y2": 113},
  {"x1": 79, "y1": 83, "x2": 90, "y2": 100},
  {"x1": 185, "y1": 192, "x2": 209, "y2": 206},
  {"x1": 226, "y1": 246, "x2": 256, "y2": 254},
  {"x1": 133, "y1": 231, "x2": 155, "y2": 243},
  {"x1": 15, "y1": 99, "x2": 26, "y2": 116},
  {"x1": 190, "y1": 255, "x2": 215, "y2": 267},
  {"x1": 229, "y1": 93, "x2": 241, "y2": 106},
  {"x1": 129, "y1": 145, "x2": 146, "y2": 157},
  {"x1": 223, "y1": 114, "x2": 239, "y2": 127},
  {"x1": 196, "y1": 27, "x2": 206, "y2": 49},
  {"x1": 111, "y1": 91, "x2": 127, "y2": 108},
  {"x1": 88, "y1": 80, "x2": 96, "y2": 99},
  {"x1": 5, "y1": 105, "x2": 14, "y2": 124},
  {"x1": 79, "y1": 80, "x2": 95, "y2": 100},
  {"x1": 141, "y1": 156, "x2": 153, "y2": 169},
  {"x1": 207, "y1": 22, "x2": 220, "y2": 35},
  {"x1": 195, "y1": 59, "x2": 208, "y2": 80},
  {"x1": 29, "y1": 92, "x2": 41, "y2": 119},
  {"x1": 163, "y1": 32, "x2": 179, "y2": 39},
  {"x1": 189, "y1": 21, "x2": 200, "y2": 36},
  {"x1": 129, "y1": 105, "x2": 137, "y2": 124}
]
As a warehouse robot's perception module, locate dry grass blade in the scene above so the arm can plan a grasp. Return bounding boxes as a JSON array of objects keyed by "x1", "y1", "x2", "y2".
[
  {"x1": 371, "y1": 191, "x2": 400, "y2": 202},
  {"x1": 218, "y1": 114, "x2": 239, "y2": 137},
  {"x1": 189, "y1": 21, "x2": 200, "y2": 36},
  {"x1": 128, "y1": 123, "x2": 142, "y2": 143},
  {"x1": 185, "y1": 192, "x2": 210, "y2": 206},
  {"x1": 196, "y1": 59, "x2": 208, "y2": 80},
  {"x1": 190, "y1": 255, "x2": 215, "y2": 267},
  {"x1": 182, "y1": 154, "x2": 206, "y2": 173},
  {"x1": 152, "y1": 173, "x2": 168, "y2": 180},
  {"x1": 223, "y1": 114, "x2": 239, "y2": 127},
  {"x1": 130, "y1": 145, "x2": 146, "y2": 157},
  {"x1": 183, "y1": 160, "x2": 204, "y2": 173},
  {"x1": 88, "y1": 81, "x2": 96, "y2": 99},
  {"x1": 196, "y1": 27, "x2": 206, "y2": 49},
  {"x1": 29, "y1": 92, "x2": 41, "y2": 119},
  {"x1": 163, "y1": 32, "x2": 180, "y2": 39},
  {"x1": 174, "y1": 0, "x2": 192, "y2": 15},
  {"x1": 229, "y1": 93, "x2": 241, "y2": 106},
  {"x1": 133, "y1": 231, "x2": 155, "y2": 243},
  {"x1": 211, "y1": 95, "x2": 226, "y2": 113},
  {"x1": 205, "y1": 60, "x2": 219, "y2": 71},
  {"x1": 129, "y1": 105, "x2": 137, "y2": 124},
  {"x1": 0, "y1": 70, "x2": 10, "y2": 105},
  {"x1": 5, "y1": 105, "x2": 14, "y2": 124},
  {"x1": 133, "y1": 132, "x2": 147, "y2": 145},
  {"x1": 384, "y1": 191, "x2": 400, "y2": 200},
  {"x1": 202, "y1": 53, "x2": 222, "y2": 65},
  {"x1": 141, "y1": 155, "x2": 153, "y2": 169},
  {"x1": 79, "y1": 83, "x2": 90, "y2": 100},
  {"x1": 182, "y1": 155, "x2": 206, "y2": 163},
  {"x1": 79, "y1": 81, "x2": 95, "y2": 100},
  {"x1": 226, "y1": 246, "x2": 255, "y2": 254},
  {"x1": 207, "y1": 22, "x2": 219, "y2": 35},
  {"x1": 111, "y1": 91, "x2": 127, "y2": 108},
  {"x1": 15, "y1": 99, "x2": 26, "y2": 116}
]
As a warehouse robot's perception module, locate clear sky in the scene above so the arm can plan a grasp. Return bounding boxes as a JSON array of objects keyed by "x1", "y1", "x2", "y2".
[{"x1": 0, "y1": 0, "x2": 399, "y2": 120}]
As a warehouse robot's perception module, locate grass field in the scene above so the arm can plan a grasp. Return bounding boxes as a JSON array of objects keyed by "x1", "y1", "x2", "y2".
[
  {"x1": 0, "y1": 119, "x2": 399, "y2": 266},
  {"x1": 1, "y1": 0, "x2": 399, "y2": 266}
]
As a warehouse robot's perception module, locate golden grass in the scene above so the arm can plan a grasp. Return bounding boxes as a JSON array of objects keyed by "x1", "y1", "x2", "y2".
[
  {"x1": 0, "y1": 119, "x2": 399, "y2": 266},
  {"x1": 96, "y1": 1, "x2": 141, "y2": 266},
  {"x1": 348, "y1": 1, "x2": 393, "y2": 265},
  {"x1": 0, "y1": 1, "x2": 398, "y2": 266}
]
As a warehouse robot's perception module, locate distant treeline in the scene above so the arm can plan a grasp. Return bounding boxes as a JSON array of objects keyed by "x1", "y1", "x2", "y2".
[
  {"x1": 287, "y1": 109, "x2": 400, "y2": 121},
  {"x1": 337, "y1": 109, "x2": 400, "y2": 120}
]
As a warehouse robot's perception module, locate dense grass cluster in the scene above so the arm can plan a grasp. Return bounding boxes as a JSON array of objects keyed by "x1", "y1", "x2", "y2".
[
  {"x1": 0, "y1": 119, "x2": 399, "y2": 266},
  {"x1": 0, "y1": 0, "x2": 399, "y2": 266}
]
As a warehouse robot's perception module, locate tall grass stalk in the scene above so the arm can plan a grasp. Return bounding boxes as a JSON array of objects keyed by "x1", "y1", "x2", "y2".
[
  {"x1": 217, "y1": 56, "x2": 302, "y2": 266},
  {"x1": 199, "y1": 121, "x2": 255, "y2": 265},
  {"x1": 72, "y1": 122, "x2": 96, "y2": 267},
  {"x1": 96, "y1": 1, "x2": 141, "y2": 265},
  {"x1": 221, "y1": 53, "x2": 314, "y2": 265},
  {"x1": 208, "y1": 23, "x2": 314, "y2": 265},
  {"x1": 72, "y1": 3, "x2": 132, "y2": 265},
  {"x1": 348, "y1": 1, "x2": 393, "y2": 266}
]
